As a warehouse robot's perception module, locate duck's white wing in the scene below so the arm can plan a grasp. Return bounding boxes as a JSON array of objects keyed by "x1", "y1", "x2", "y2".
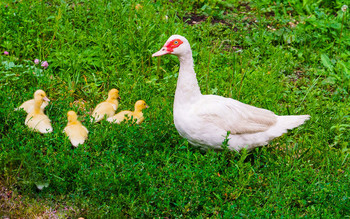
[{"x1": 192, "y1": 95, "x2": 278, "y2": 134}]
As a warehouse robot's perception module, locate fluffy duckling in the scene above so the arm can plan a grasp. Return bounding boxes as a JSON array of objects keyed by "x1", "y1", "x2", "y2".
[
  {"x1": 25, "y1": 91, "x2": 52, "y2": 133},
  {"x1": 63, "y1": 111, "x2": 88, "y2": 147},
  {"x1": 91, "y1": 89, "x2": 120, "y2": 122},
  {"x1": 107, "y1": 100, "x2": 149, "y2": 124},
  {"x1": 15, "y1": 90, "x2": 49, "y2": 113}
]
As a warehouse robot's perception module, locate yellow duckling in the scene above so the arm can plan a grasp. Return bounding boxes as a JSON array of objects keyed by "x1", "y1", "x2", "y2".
[
  {"x1": 107, "y1": 100, "x2": 149, "y2": 124},
  {"x1": 15, "y1": 90, "x2": 49, "y2": 113},
  {"x1": 25, "y1": 91, "x2": 52, "y2": 133},
  {"x1": 63, "y1": 111, "x2": 88, "y2": 147},
  {"x1": 91, "y1": 89, "x2": 120, "y2": 122}
]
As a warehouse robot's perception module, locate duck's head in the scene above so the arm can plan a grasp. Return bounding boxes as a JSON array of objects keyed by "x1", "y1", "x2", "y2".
[
  {"x1": 108, "y1": 88, "x2": 121, "y2": 100},
  {"x1": 67, "y1": 110, "x2": 78, "y2": 123},
  {"x1": 135, "y1": 100, "x2": 149, "y2": 111},
  {"x1": 34, "y1": 90, "x2": 50, "y2": 102},
  {"x1": 152, "y1": 35, "x2": 190, "y2": 57}
]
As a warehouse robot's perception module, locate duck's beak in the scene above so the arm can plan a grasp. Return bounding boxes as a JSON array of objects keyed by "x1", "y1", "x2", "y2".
[
  {"x1": 146, "y1": 105, "x2": 150, "y2": 109},
  {"x1": 43, "y1": 96, "x2": 50, "y2": 102},
  {"x1": 118, "y1": 96, "x2": 121, "y2": 100},
  {"x1": 152, "y1": 47, "x2": 169, "y2": 57}
]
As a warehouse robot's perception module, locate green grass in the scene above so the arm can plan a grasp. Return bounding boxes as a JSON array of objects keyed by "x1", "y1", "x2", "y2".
[{"x1": 0, "y1": 0, "x2": 349, "y2": 217}]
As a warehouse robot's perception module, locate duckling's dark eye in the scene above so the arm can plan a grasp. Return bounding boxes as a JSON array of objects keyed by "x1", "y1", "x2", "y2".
[{"x1": 174, "y1": 41, "x2": 178, "y2": 45}]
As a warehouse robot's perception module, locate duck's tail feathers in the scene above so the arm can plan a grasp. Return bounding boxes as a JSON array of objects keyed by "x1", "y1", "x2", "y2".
[
  {"x1": 229, "y1": 115, "x2": 310, "y2": 152},
  {"x1": 275, "y1": 115, "x2": 310, "y2": 131},
  {"x1": 264, "y1": 115, "x2": 310, "y2": 141}
]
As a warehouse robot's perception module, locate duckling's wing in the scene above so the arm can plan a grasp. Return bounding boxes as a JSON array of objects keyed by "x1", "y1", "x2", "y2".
[
  {"x1": 107, "y1": 111, "x2": 131, "y2": 123},
  {"x1": 41, "y1": 100, "x2": 49, "y2": 110},
  {"x1": 17, "y1": 99, "x2": 48, "y2": 113},
  {"x1": 92, "y1": 102, "x2": 115, "y2": 122},
  {"x1": 16, "y1": 99, "x2": 35, "y2": 113},
  {"x1": 110, "y1": 101, "x2": 118, "y2": 111},
  {"x1": 193, "y1": 95, "x2": 277, "y2": 135},
  {"x1": 82, "y1": 125, "x2": 89, "y2": 134}
]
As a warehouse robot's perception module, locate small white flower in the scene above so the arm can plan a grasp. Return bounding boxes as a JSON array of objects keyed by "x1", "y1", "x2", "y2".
[{"x1": 342, "y1": 5, "x2": 348, "y2": 12}]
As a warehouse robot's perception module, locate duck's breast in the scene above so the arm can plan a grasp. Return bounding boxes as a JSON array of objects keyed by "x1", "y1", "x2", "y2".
[{"x1": 173, "y1": 104, "x2": 227, "y2": 149}]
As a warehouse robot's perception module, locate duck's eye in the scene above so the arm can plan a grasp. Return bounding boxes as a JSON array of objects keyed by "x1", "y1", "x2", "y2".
[{"x1": 174, "y1": 41, "x2": 178, "y2": 45}]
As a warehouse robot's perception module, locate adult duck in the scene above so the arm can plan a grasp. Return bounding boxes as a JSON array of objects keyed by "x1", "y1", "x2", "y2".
[{"x1": 152, "y1": 35, "x2": 310, "y2": 152}]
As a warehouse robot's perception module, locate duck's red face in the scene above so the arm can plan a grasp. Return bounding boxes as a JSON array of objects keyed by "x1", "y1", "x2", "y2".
[
  {"x1": 152, "y1": 39, "x2": 183, "y2": 57},
  {"x1": 164, "y1": 39, "x2": 183, "y2": 52}
]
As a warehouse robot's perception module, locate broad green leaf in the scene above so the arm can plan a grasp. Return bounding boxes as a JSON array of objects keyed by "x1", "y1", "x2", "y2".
[{"x1": 321, "y1": 53, "x2": 333, "y2": 72}]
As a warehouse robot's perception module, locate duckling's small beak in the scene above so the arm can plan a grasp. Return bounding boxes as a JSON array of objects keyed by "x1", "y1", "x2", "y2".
[
  {"x1": 152, "y1": 47, "x2": 169, "y2": 57},
  {"x1": 43, "y1": 96, "x2": 50, "y2": 102},
  {"x1": 118, "y1": 96, "x2": 121, "y2": 100},
  {"x1": 146, "y1": 105, "x2": 150, "y2": 109}
]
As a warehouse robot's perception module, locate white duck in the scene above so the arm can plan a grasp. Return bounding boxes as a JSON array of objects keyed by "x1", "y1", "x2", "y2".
[
  {"x1": 25, "y1": 91, "x2": 52, "y2": 133},
  {"x1": 15, "y1": 89, "x2": 49, "y2": 113},
  {"x1": 152, "y1": 35, "x2": 310, "y2": 152}
]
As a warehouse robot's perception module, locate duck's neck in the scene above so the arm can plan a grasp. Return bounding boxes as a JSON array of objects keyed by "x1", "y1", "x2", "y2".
[
  {"x1": 33, "y1": 99, "x2": 43, "y2": 114},
  {"x1": 68, "y1": 120, "x2": 79, "y2": 126},
  {"x1": 174, "y1": 51, "x2": 201, "y2": 106},
  {"x1": 107, "y1": 98, "x2": 118, "y2": 105},
  {"x1": 133, "y1": 108, "x2": 143, "y2": 117}
]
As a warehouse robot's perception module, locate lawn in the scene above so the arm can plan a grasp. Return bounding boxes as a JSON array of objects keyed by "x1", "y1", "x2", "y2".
[{"x1": 0, "y1": 0, "x2": 349, "y2": 217}]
